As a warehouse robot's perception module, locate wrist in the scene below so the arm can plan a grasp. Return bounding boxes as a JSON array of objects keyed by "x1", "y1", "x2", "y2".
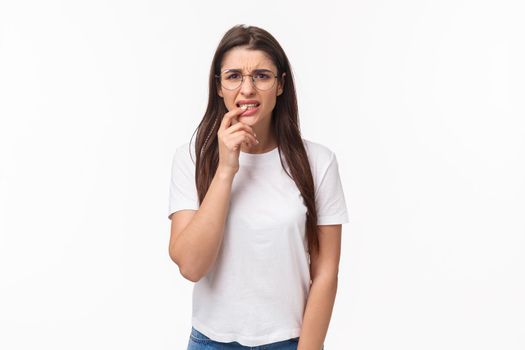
[{"x1": 215, "y1": 166, "x2": 237, "y2": 180}]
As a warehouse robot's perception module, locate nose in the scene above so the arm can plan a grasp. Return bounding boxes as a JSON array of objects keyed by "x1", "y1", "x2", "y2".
[{"x1": 239, "y1": 75, "x2": 256, "y2": 96}]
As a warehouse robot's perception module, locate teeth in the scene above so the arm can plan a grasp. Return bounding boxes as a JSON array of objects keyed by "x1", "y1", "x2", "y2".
[{"x1": 239, "y1": 103, "x2": 259, "y2": 109}]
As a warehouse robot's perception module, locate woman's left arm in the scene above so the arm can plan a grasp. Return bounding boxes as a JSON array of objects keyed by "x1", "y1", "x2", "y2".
[{"x1": 298, "y1": 224, "x2": 342, "y2": 350}]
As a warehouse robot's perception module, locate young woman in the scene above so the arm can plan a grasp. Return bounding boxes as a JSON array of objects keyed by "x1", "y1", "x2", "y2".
[{"x1": 168, "y1": 24, "x2": 349, "y2": 350}]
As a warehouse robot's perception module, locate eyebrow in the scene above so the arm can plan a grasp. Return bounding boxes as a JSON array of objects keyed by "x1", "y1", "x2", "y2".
[{"x1": 222, "y1": 68, "x2": 274, "y2": 73}]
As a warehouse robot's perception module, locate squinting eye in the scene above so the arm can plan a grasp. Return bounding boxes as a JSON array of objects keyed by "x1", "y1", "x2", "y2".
[
  {"x1": 255, "y1": 73, "x2": 270, "y2": 79},
  {"x1": 226, "y1": 73, "x2": 240, "y2": 79}
]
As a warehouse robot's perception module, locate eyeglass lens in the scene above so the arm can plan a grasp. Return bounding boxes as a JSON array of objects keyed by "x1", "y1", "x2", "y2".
[{"x1": 220, "y1": 71, "x2": 277, "y2": 90}]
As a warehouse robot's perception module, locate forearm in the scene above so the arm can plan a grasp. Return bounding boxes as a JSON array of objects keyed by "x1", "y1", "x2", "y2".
[
  {"x1": 171, "y1": 168, "x2": 235, "y2": 281},
  {"x1": 298, "y1": 276, "x2": 338, "y2": 350}
]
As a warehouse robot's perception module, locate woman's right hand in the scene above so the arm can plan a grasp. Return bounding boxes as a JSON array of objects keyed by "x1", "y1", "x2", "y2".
[{"x1": 216, "y1": 107, "x2": 259, "y2": 176}]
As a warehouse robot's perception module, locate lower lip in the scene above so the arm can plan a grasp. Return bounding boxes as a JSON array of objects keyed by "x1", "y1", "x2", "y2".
[{"x1": 240, "y1": 105, "x2": 259, "y2": 116}]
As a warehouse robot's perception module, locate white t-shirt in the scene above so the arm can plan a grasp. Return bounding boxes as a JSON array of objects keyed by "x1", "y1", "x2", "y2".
[{"x1": 168, "y1": 138, "x2": 349, "y2": 347}]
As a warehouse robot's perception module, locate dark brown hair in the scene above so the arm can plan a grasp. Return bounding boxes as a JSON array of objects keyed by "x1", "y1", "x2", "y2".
[{"x1": 189, "y1": 24, "x2": 320, "y2": 256}]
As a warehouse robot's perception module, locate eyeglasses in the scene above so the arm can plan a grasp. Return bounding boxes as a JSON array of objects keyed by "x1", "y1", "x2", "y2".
[{"x1": 215, "y1": 69, "x2": 279, "y2": 91}]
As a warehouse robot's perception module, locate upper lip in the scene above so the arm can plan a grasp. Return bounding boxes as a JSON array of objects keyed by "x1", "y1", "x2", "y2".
[{"x1": 236, "y1": 100, "x2": 260, "y2": 107}]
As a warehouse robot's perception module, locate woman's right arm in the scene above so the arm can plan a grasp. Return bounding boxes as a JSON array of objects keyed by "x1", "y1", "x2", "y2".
[
  {"x1": 169, "y1": 168, "x2": 234, "y2": 282},
  {"x1": 168, "y1": 106, "x2": 258, "y2": 282}
]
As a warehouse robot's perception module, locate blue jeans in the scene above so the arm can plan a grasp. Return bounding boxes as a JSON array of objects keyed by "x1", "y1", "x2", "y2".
[{"x1": 187, "y1": 326, "x2": 303, "y2": 350}]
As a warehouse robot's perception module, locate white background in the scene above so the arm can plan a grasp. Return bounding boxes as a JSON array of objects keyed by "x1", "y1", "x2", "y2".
[{"x1": 1, "y1": 0, "x2": 524, "y2": 349}]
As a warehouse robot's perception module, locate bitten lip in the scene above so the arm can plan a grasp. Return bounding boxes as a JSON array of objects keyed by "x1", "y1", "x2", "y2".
[{"x1": 236, "y1": 100, "x2": 260, "y2": 107}]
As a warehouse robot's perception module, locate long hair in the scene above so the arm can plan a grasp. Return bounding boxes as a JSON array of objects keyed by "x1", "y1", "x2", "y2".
[{"x1": 189, "y1": 24, "x2": 320, "y2": 256}]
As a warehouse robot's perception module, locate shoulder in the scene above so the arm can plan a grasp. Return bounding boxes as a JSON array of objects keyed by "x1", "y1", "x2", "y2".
[
  {"x1": 302, "y1": 138, "x2": 336, "y2": 168},
  {"x1": 172, "y1": 140, "x2": 196, "y2": 167}
]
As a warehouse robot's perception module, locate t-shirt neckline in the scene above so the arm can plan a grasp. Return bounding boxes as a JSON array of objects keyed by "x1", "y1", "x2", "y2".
[{"x1": 239, "y1": 146, "x2": 279, "y2": 165}]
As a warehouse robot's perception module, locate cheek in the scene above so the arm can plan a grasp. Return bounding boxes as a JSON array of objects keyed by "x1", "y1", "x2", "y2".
[
  {"x1": 223, "y1": 94, "x2": 236, "y2": 110},
  {"x1": 263, "y1": 97, "x2": 277, "y2": 110}
]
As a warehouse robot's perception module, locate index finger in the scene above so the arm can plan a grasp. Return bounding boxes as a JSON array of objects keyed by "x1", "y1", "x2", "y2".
[{"x1": 219, "y1": 106, "x2": 248, "y2": 131}]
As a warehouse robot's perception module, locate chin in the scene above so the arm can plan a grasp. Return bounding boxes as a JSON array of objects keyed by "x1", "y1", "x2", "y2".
[{"x1": 239, "y1": 115, "x2": 259, "y2": 124}]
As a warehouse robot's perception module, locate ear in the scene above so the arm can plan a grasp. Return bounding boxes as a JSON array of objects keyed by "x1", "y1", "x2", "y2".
[
  {"x1": 277, "y1": 72, "x2": 286, "y2": 96},
  {"x1": 215, "y1": 75, "x2": 223, "y2": 98},
  {"x1": 217, "y1": 83, "x2": 223, "y2": 98}
]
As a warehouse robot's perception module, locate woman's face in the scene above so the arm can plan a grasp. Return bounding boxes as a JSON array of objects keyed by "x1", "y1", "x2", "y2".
[{"x1": 217, "y1": 46, "x2": 285, "y2": 129}]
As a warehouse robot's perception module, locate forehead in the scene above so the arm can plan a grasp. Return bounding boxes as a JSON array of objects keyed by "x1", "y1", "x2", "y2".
[{"x1": 221, "y1": 47, "x2": 276, "y2": 72}]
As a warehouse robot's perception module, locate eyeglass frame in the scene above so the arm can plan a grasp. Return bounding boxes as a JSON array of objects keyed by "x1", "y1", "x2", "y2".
[{"x1": 215, "y1": 69, "x2": 281, "y2": 91}]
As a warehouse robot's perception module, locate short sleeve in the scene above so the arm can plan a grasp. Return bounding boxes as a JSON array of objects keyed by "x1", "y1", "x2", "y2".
[
  {"x1": 168, "y1": 145, "x2": 200, "y2": 219},
  {"x1": 315, "y1": 152, "x2": 350, "y2": 225}
]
